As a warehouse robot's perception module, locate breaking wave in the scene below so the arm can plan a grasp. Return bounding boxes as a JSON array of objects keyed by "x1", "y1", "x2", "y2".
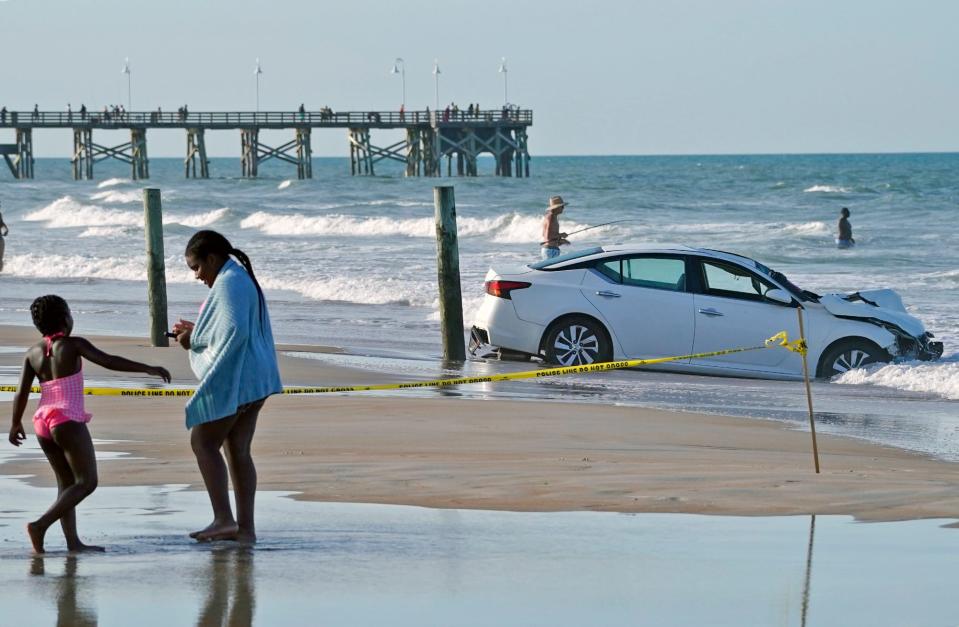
[
  {"x1": 96, "y1": 177, "x2": 131, "y2": 189},
  {"x1": 834, "y1": 361, "x2": 959, "y2": 400},
  {"x1": 780, "y1": 221, "x2": 831, "y2": 237},
  {"x1": 89, "y1": 189, "x2": 143, "y2": 204},
  {"x1": 259, "y1": 274, "x2": 433, "y2": 307},
  {"x1": 168, "y1": 207, "x2": 232, "y2": 228},
  {"x1": 240, "y1": 211, "x2": 590, "y2": 242},
  {"x1": 804, "y1": 184, "x2": 853, "y2": 193},
  {"x1": 0, "y1": 253, "x2": 194, "y2": 283},
  {"x1": 25, "y1": 196, "x2": 143, "y2": 227}
]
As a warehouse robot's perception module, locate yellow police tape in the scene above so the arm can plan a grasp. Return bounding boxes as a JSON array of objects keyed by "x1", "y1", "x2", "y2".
[{"x1": 0, "y1": 331, "x2": 806, "y2": 397}]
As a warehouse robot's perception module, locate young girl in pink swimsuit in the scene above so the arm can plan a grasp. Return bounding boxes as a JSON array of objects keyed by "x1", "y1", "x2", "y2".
[{"x1": 7, "y1": 295, "x2": 170, "y2": 553}]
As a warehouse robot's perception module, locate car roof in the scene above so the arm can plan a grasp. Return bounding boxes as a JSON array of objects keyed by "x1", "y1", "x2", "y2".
[{"x1": 541, "y1": 242, "x2": 765, "y2": 273}]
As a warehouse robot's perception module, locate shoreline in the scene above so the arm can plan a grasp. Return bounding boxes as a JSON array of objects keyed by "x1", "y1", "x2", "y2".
[{"x1": 2, "y1": 324, "x2": 958, "y2": 522}]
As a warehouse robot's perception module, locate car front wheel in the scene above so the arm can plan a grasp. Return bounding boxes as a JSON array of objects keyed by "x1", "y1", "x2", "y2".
[
  {"x1": 817, "y1": 339, "x2": 889, "y2": 378},
  {"x1": 543, "y1": 316, "x2": 612, "y2": 366}
]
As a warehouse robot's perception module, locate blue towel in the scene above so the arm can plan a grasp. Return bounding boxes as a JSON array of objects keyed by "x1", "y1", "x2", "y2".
[{"x1": 185, "y1": 258, "x2": 283, "y2": 429}]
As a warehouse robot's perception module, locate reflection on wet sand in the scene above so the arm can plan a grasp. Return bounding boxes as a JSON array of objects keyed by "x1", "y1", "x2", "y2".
[
  {"x1": 801, "y1": 514, "x2": 816, "y2": 627},
  {"x1": 195, "y1": 547, "x2": 256, "y2": 627},
  {"x1": 30, "y1": 555, "x2": 98, "y2": 627}
]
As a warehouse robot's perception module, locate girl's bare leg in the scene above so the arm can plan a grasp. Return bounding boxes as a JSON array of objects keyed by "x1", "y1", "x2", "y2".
[
  {"x1": 224, "y1": 401, "x2": 263, "y2": 544},
  {"x1": 190, "y1": 413, "x2": 241, "y2": 541},
  {"x1": 29, "y1": 423, "x2": 101, "y2": 554}
]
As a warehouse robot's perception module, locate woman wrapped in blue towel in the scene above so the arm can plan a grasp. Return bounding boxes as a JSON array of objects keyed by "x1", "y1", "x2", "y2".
[{"x1": 173, "y1": 230, "x2": 283, "y2": 543}]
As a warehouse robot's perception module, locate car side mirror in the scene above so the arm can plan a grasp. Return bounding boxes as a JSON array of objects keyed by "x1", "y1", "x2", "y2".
[{"x1": 765, "y1": 288, "x2": 795, "y2": 306}]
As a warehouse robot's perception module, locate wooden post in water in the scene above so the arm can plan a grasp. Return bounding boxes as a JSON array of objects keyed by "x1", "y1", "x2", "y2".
[
  {"x1": 143, "y1": 188, "x2": 169, "y2": 347},
  {"x1": 433, "y1": 186, "x2": 465, "y2": 362}
]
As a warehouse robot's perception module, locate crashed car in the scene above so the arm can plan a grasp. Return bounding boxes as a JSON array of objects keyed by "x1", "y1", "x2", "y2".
[{"x1": 470, "y1": 244, "x2": 942, "y2": 379}]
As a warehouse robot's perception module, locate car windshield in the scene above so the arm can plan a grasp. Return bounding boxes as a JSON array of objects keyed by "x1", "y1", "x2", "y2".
[
  {"x1": 528, "y1": 247, "x2": 605, "y2": 270},
  {"x1": 704, "y1": 249, "x2": 820, "y2": 302},
  {"x1": 753, "y1": 261, "x2": 820, "y2": 302}
]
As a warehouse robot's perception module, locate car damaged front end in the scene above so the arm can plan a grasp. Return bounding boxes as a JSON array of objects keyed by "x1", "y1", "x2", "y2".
[{"x1": 820, "y1": 289, "x2": 943, "y2": 362}]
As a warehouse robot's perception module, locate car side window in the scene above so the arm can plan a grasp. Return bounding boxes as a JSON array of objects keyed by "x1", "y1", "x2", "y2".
[
  {"x1": 596, "y1": 259, "x2": 623, "y2": 283},
  {"x1": 621, "y1": 256, "x2": 687, "y2": 291},
  {"x1": 700, "y1": 260, "x2": 774, "y2": 301}
]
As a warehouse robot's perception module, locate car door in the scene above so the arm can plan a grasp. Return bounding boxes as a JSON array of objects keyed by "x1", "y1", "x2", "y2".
[
  {"x1": 580, "y1": 254, "x2": 695, "y2": 362},
  {"x1": 689, "y1": 257, "x2": 802, "y2": 374}
]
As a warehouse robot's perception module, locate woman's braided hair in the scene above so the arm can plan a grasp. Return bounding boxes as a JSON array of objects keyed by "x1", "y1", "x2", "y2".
[
  {"x1": 185, "y1": 230, "x2": 266, "y2": 328},
  {"x1": 31, "y1": 295, "x2": 70, "y2": 335}
]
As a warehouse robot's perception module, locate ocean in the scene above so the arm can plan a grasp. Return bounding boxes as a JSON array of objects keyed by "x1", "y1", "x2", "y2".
[{"x1": 1, "y1": 153, "x2": 957, "y2": 457}]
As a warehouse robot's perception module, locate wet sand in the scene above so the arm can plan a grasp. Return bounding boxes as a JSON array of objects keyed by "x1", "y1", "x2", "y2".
[
  {"x1": 3, "y1": 478, "x2": 959, "y2": 626},
  {"x1": 2, "y1": 324, "x2": 959, "y2": 522}
]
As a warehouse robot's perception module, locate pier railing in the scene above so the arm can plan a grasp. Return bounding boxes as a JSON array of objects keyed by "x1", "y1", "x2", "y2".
[{"x1": 0, "y1": 109, "x2": 533, "y2": 129}]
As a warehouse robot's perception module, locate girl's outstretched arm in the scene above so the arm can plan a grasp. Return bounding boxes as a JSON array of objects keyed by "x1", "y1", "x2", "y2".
[
  {"x1": 9, "y1": 355, "x2": 35, "y2": 446},
  {"x1": 72, "y1": 338, "x2": 172, "y2": 383}
]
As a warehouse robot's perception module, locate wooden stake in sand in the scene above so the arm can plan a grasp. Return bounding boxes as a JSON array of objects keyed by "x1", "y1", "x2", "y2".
[{"x1": 796, "y1": 307, "x2": 820, "y2": 473}]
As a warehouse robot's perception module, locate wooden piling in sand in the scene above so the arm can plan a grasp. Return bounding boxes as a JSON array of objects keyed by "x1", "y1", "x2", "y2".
[
  {"x1": 434, "y1": 186, "x2": 465, "y2": 361},
  {"x1": 143, "y1": 188, "x2": 169, "y2": 347}
]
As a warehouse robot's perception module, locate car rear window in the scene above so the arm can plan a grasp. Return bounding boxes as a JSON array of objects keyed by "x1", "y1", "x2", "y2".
[{"x1": 529, "y1": 247, "x2": 604, "y2": 270}]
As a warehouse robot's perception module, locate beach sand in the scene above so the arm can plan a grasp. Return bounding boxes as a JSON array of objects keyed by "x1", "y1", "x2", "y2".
[{"x1": 2, "y1": 324, "x2": 958, "y2": 522}]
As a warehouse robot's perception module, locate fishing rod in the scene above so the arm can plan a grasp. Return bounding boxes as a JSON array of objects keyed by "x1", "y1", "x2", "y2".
[{"x1": 539, "y1": 219, "x2": 638, "y2": 245}]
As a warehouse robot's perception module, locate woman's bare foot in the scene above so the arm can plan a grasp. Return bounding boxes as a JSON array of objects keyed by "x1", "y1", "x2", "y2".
[
  {"x1": 67, "y1": 541, "x2": 106, "y2": 553},
  {"x1": 193, "y1": 520, "x2": 239, "y2": 542},
  {"x1": 26, "y1": 522, "x2": 45, "y2": 554}
]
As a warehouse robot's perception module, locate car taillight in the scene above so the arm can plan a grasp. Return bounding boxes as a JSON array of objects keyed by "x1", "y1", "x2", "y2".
[{"x1": 485, "y1": 280, "x2": 532, "y2": 299}]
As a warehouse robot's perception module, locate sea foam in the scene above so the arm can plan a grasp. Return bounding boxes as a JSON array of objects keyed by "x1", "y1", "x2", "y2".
[
  {"x1": 259, "y1": 274, "x2": 434, "y2": 307},
  {"x1": 90, "y1": 189, "x2": 143, "y2": 204},
  {"x1": 96, "y1": 177, "x2": 131, "y2": 189},
  {"x1": 240, "y1": 211, "x2": 590, "y2": 243},
  {"x1": 25, "y1": 196, "x2": 143, "y2": 228},
  {"x1": 834, "y1": 361, "x2": 959, "y2": 400},
  {"x1": 803, "y1": 184, "x2": 852, "y2": 193}
]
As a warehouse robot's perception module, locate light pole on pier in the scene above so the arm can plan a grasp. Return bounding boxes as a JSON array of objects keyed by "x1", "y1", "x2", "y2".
[
  {"x1": 254, "y1": 58, "x2": 263, "y2": 113},
  {"x1": 390, "y1": 57, "x2": 406, "y2": 110},
  {"x1": 432, "y1": 59, "x2": 441, "y2": 112},
  {"x1": 122, "y1": 58, "x2": 132, "y2": 110},
  {"x1": 498, "y1": 57, "x2": 508, "y2": 106}
]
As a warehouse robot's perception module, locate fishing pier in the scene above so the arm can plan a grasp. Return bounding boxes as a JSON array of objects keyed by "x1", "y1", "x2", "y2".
[{"x1": 0, "y1": 108, "x2": 532, "y2": 180}]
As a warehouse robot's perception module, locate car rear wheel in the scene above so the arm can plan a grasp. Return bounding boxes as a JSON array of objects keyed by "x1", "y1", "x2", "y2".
[
  {"x1": 817, "y1": 339, "x2": 888, "y2": 378},
  {"x1": 543, "y1": 316, "x2": 612, "y2": 366}
]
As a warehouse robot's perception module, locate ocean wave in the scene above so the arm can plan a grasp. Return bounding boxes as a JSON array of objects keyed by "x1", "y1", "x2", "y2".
[
  {"x1": 78, "y1": 226, "x2": 130, "y2": 238},
  {"x1": 259, "y1": 274, "x2": 434, "y2": 307},
  {"x1": 2, "y1": 253, "x2": 149, "y2": 281},
  {"x1": 239, "y1": 211, "x2": 591, "y2": 242},
  {"x1": 168, "y1": 207, "x2": 232, "y2": 228},
  {"x1": 834, "y1": 361, "x2": 959, "y2": 400},
  {"x1": 780, "y1": 221, "x2": 831, "y2": 237},
  {"x1": 0, "y1": 253, "x2": 194, "y2": 283},
  {"x1": 89, "y1": 189, "x2": 143, "y2": 204},
  {"x1": 25, "y1": 196, "x2": 143, "y2": 228},
  {"x1": 803, "y1": 184, "x2": 852, "y2": 193},
  {"x1": 96, "y1": 177, "x2": 131, "y2": 189}
]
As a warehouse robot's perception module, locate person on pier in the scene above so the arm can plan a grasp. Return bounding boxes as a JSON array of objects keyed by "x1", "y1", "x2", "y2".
[{"x1": 540, "y1": 195, "x2": 570, "y2": 260}]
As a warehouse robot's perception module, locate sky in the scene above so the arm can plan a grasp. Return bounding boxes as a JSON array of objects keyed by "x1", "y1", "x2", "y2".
[{"x1": 0, "y1": 0, "x2": 957, "y2": 157}]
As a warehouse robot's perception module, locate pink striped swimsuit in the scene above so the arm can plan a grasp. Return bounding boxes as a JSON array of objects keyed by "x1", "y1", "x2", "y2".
[{"x1": 32, "y1": 333, "x2": 92, "y2": 440}]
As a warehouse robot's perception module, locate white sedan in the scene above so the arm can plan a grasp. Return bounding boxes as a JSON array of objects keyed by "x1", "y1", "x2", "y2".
[{"x1": 469, "y1": 244, "x2": 943, "y2": 379}]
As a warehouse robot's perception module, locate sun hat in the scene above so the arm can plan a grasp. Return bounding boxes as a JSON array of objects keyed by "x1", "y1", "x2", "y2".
[{"x1": 547, "y1": 195, "x2": 567, "y2": 211}]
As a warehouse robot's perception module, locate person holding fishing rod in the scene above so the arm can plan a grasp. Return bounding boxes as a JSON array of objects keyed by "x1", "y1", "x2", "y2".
[{"x1": 540, "y1": 195, "x2": 570, "y2": 259}]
